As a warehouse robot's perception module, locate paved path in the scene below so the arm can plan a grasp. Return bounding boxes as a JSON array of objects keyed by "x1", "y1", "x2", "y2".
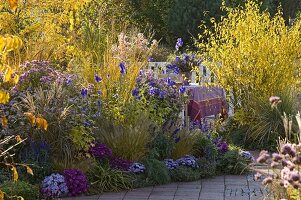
[{"x1": 65, "y1": 174, "x2": 268, "y2": 200}]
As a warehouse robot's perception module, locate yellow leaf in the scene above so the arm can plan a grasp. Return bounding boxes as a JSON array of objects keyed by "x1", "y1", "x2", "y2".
[
  {"x1": 26, "y1": 166, "x2": 33, "y2": 175},
  {"x1": 1, "y1": 116, "x2": 8, "y2": 128},
  {"x1": 11, "y1": 166, "x2": 18, "y2": 182},
  {"x1": 24, "y1": 112, "x2": 36, "y2": 125},
  {"x1": 8, "y1": 0, "x2": 18, "y2": 11},
  {"x1": 0, "y1": 90, "x2": 10, "y2": 104},
  {"x1": 36, "y1": 117, "x2": 48, "y2": 131},
  {"x1": 0, "y1": 189, "x2": 4, "y2": 200},
  {"x1": 3, "y1": 66, "x2": 13, "y2": 83},
  {"x1": 15, "y1": 135, "x2": 21, "y2": 143}
]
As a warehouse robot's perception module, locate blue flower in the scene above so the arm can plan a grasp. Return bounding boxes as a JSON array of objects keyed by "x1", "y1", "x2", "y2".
[
  {"x1": 81, "y1": 88, "x2": 88, "y2": 97},
  {"x1": 175, "y1": 56, "x2": 181, "y2": 63},
  {"x1": 149, "y1": 80, "x2": 155, "y2": 87},
  {"x1": 159, "y1": 90, "x2": 166, "y2": 99},
  {"x1": 164, "y1": 159, "x2": 179, "y2": 170},
  {"x1": 148, "y1": 87, "x2": 159, "y2": 96},
  {"x1": 119, "y1": 63, "x2": 126, "y2": 74},
  {"x1": 107, "y1": 73, "x2": 110, "y2": 78},
  {"x1": 95, "y1": 74, "x2": 102, "y2": 83},
  {"x1": 175, "y1": 38, "x2": 183, "y2": 51},
  {"x1": 164, "y1": 77, "x2": 176, "y2": 87},
  {"x1": 132, "y1": 88, "x2": 141, "y2": 99},
  {"x1": 97, "y1": 90, "x2": 101, "y2": 95},
  {"x1": 179, "y1": 86, "x2": 186, "y2": 94},
  {"x1": 129, "y1": 162, "x2": 145, "y2": 173},
  {"x1": 148, "y1": 57, "x2": 154, "y2": 62},
  {"x1": 97, "y1": 100, "x2": 102, "y2": 107}
]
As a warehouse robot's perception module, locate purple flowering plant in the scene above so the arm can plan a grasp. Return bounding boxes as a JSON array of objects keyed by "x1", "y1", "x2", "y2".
[
  {"x1": 129, "y1": 162, "x2": 146, "y2": 173},
  {"x1": 254, "y1": 143, "x2": 301, "y2": 198},
  {"x1": 110, "y1": 157, "x2": 132, "y2": 171},
  {"x1": 41, "y1": 173, "x2": 69, "y2": 198},
  {"x1": 63, "y1": 169, "x2": 89, "y2": 197},
  {"x1": 131, "y1": 70, "x2": 187, "y2": 125},
  {"x1": 88, "y1": 143, "x2": 113, "y2": 159}
]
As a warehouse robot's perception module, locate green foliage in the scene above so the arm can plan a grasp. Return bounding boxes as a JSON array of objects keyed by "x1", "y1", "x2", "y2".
[
  {"x1": 236, "y1": 92, "x2": 296, "y2": 150},
  {"x1": 143, "y1": 159, "x2": 171, "y2": 185},
  {"x1": 172, "y1": 129, "x2": 198, "y2": 159},
  {"x1": 18, "y1": 163, "x2": 52, "y2": 185},
  {"x1": 197, "y1": 158, "x2": 217, "y2": 178},
  {"x1": 192, "y1": 133, "x2": 218, "y2": 161},
  {"x1": 216, "y1": 146, "x2": 249, "y2": 175},
  {"x1": 170, "y1": 166, "x2": 200, "y2": 182},
  {"x1": 150, "y1": 134, "x2": 175, "y2": 160},
  {"x1": 130, "y1": 173, "x2": 154, "y2": 188},
  {"x1": 168, "y1": 0, "x2": 222, "y2": 44},
  {"x1": 1, "y1": 181, "x2": 40, "y2": 200},
  {"x1": 94, "y1": 113, "x2": 154, "y2": 161},
  {"x1": 88, "y1": 165, "x2": 132, "y2": 193},
  {"x1": 69, "y1": 126, "x2": 94, "y2": 151}
]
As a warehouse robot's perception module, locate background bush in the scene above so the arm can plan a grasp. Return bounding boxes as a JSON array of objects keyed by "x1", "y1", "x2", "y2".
[
  {"x1": 1, "y1": 181, "x2": 40, "y2": 200},
  {"x1": 143, "y1": 159, "x2": 171, "y2": 185},
  {"x1": 170, "y1": 166, "x2": 200, "y2": 182}
]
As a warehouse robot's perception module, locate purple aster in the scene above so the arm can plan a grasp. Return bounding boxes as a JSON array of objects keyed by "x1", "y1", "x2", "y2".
[
  {"x1": 179, "y1": 86, "x2": 186, "y2": 94},
  {"x1": 164, "y1": 77, "x2": 176, "y2": 87},
  {"x1": 88, "y1": 143, "x2": 112, "y2": 159},
  {"x1": 110, "y1": 157, "x2": 132, "y2": 171},
  {"x1": 119, "y1": 63, "x2": 126, "y2": 74},
  {"x1": 81, "y1": 88, "x2": 88, "y2": 97},
  {"x1": 159, "y1": 90, "x2": 166, "y2": 99},
  {"x1": 132, "y1": 88, "x2": 140, "y2": 99},
  {"x1": 175, "y1": 38, "x2": 183, "y2": 51},
  {"x1": 175, "y1": 56, "x2": 181, "y2": 63},
  {"x1": 95, "y1": 74, "x2": 102, "y2": 83},
  {"x1": 148, "y1": 87, "x2": 159, "y2": 96}
]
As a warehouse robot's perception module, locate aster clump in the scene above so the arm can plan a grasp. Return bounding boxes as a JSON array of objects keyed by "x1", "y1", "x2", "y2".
[
  {"x1": 110, "y1": 157, "x2": 132, "y2": 171},
  {"x1": 176, "y1": 155, "x2": 198, "y2": 169},
  {"x1": 88, "y1": 143, "x2": 112, "y2": 159},
  {"x1": 41, "y1": 173, "x2": 69, "y2": 198},
  {"x1": 164, "y1": 159, "x2": 179, "y2": 170},
  {"x1": 63, "y1": 169, "x2": 89, "y2": 197},
  {"x1": 129, "y1": 162, "x2": 145, "y2": 173}
]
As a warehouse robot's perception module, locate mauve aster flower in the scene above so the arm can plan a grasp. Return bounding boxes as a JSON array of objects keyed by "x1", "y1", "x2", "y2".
[
  {"x1": 110, "y1": 157, "x2": 132, "y2": 171},
  {"x1": 63, "y1": 169, "x2": 88, "y2": 197},
  {"x1": 81, "y1": 88, "x2": 88, "y2": 97},
  {"x1": 95, "y1": 74, "x2": 102, "y2": 83},
  {"x1": 119, "y1": 63, "x2": 126, "y2": 74},
  {"x1": 88, "y1": 143, "x2": 112, "y2": 159},
  {"x1": 175, "y1": 38, "x2": 183, "y2": 51},
  {"x1": 129, "y1": 162, "x2": 145, "y2": 173}
]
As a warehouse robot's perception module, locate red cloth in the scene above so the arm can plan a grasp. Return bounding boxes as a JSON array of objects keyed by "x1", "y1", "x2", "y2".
[{"x1": 188, "y1": 98, "x2": 227, "y2": 121}]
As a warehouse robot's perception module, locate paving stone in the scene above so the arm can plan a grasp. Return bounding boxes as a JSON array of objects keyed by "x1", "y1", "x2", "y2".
[
  {"x1": 152, "y1": 187, "x2": 178, "y2": 192},
  {"x1": 174, "y1": 196, "x2": 199, "y2": 200},
  {"x1": 148, "y1": 196, "x2": 174, "y2": 200},
  {"x1": 225, "y1": 197, "x2": 249, "y2": 200},
  {"x1": 125, "y1": 191, "x2": 151, "y2": 197},
  {"x1": 199, "y1": 192, "x2": 224, "y2": 199},
  {"x1": 150, "y1": 191, "x2": 176, "y2": 196},
  {"x1": 177, "y1": 184, "x2": 202, "y2": 189},
  {"x1": 131, "y1": 187, "x2": 154, "y2": 192}
]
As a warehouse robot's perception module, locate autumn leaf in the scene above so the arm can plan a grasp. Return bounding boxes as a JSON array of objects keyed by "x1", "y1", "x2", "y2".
[
  {"x1": 11, "y1": 166, "x2": 18, "y2": 182},
  {"x1": 8, "y1": 0, "x2": 18, "y2": 11},
  {"x1": 0, "y1": 90, "x2": 10, "y2": 104},
  {"x1": 36, "y1": 117, "x2": 48, "y2": 131},
  {"x1": 1, "y1": 116, "x2": 8, "y2": 128},
  {"x1": 15, "y1": 135, "x2": 22, "y2": 143},
  {"x1": 24, "y1": 112, "x2": 36, "y2": 125},
  {"x1": 26, "y1": 166, "x2": 33, "y2": 175},
  {"x1": 0, "y1": 190, "x2": 4, "y2": 200},
  {"x1": 3, "y1": 66, "x2": 13, "y2": 83}
]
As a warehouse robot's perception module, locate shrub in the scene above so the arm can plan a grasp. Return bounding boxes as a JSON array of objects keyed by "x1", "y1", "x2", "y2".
[
  {"x1": 151, "y1": 133, "x2": 175, "y2": 160},
  {"x1": 197, "y1": 158, "x2": 216, "y2": 178},
  {"x1": 63, "y1": 169, "x2": 89, "y2": 197},
  {"x1": 88, "y1": 165, "x2": 132, "y2": 193},
  {"x1": 94, "y1": 113, "x2": 153, "y2": 161},
  {"x1": 192, "y1": 133, "x2": 218, "y2": 161},
  {"x1": 172, "y1": 129, "x2": 198, "y2": 159},
  {"x1": 1, "y1": 181, "x2": 40, "y2": 200},
  {"x1": 170, "y1": 166, "x2": 200, "y2": 182},
  {"x1": 216, "y1": 146, "x2": 249, "y2": 175},
  {"x1": 238, "y1": 93, "x2": 296, "y2": 150},
  {"x1": 199, "y1": 0, "x2": 301, "y2": 111},
  {"x1": 143, "y1": 159, "x2": 171, "y2": 185}
]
